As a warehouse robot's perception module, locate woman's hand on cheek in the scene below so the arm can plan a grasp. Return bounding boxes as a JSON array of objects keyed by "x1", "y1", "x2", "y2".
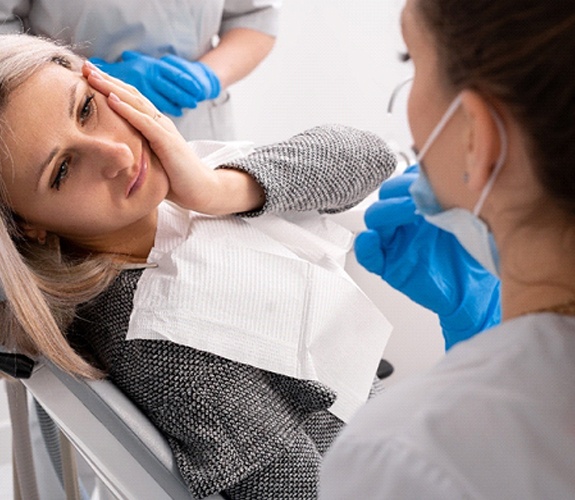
[{"x1": 83, "y1": 62, "x2": 262, "y2": 214}]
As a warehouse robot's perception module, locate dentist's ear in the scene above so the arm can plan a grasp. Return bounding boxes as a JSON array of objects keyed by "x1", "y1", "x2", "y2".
[{"x1": 460, "y1": 90, "x2": 504, "y2": 193}]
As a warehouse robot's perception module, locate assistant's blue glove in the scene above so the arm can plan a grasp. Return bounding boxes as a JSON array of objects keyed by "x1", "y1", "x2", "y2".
[
  {"x1": 160, "y1": 54, "x2": 220, "y2": 100},
  {"x1": 354, "y1": 165, "x2": 501, "y2": 349},
  {"x1": 90, "y1": 51, "x2": 220, "y2": 116}
]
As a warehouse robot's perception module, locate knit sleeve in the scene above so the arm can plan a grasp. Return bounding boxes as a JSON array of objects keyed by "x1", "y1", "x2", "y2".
[
  {"x1": 218, "y1": 124, "x2": 397, "y2": 217},
  {"x1": 70, "y1": 270, "x2": 344, "y2": 499}
]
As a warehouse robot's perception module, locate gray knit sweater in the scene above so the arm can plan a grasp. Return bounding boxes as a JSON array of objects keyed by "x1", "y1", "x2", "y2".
[{"x1": 69, "y1": 125, "x2": 396, "y2": 499}]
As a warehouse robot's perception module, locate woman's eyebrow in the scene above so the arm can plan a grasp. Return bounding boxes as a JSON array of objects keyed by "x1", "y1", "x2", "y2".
[
  {"x1": 35, "y1": 81, "x2": 79, "y2": 191},
  {"x1": 67, "y1": 81, "x2": 79, "y2": 119}
]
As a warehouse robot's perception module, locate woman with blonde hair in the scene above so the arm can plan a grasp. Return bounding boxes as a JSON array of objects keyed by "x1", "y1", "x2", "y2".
[{"x1": 0, "y1": 34, "x2": 396, "y2": 498}]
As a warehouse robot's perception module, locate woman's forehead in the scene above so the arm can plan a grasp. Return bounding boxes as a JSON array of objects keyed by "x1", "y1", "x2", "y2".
[
  {"x1": 2, "y1": 65, "x2": 81, "y2": 177},
  {"x1": 5, "y1": 64, "x2": 83, "y2": 137},
  {"x1": 10, "y1": 62, "x2": 81, "y2": 99}
]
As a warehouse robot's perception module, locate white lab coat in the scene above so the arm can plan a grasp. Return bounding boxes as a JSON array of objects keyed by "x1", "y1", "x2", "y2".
[
  {"x1": 320, "y1": 313, "x2": 575, "y2": 499},
  {"x1": 0, "y1": 0, "x2": 281, "y2": 140}
]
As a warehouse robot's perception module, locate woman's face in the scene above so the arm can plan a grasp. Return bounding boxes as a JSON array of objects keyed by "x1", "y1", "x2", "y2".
[
  {"x1": 402, "y1": 0, "x2": 470, "y2": 209},
  {"x1": 1, "y1": 62, "x2": 170, "y2": 252}
]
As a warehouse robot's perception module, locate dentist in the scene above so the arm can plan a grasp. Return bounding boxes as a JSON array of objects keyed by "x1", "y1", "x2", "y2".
[{"x1": 321, "y1": 0, "x2": 575, "y2": 497}]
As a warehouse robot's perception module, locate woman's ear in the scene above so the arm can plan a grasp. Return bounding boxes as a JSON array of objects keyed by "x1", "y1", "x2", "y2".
[
  {"x1": 460, "y1": 90, "x2": 503, "y2": 193},
  {"x1": 20, "y1": 223, "x2": 48, "y2": 245}
]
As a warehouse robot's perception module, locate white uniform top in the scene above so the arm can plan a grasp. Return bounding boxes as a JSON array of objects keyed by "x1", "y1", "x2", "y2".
[
  {"x1": 0, "y1": 0, "x2": 281, "y2": 140},
  {"x1": 320, "y1": 313, "x2": 575, "y2": 499}
]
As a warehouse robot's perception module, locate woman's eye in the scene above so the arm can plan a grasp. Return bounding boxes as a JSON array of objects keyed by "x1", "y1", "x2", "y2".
[
  {"x1": 79, "y1": 93, "x2": 95, "y2": 123},
  {"x1": 51, "y1": 158, "x2": 70, "y2": 191}
]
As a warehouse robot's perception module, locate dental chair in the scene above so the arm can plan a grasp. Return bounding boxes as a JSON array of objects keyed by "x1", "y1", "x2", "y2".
[
  {"x1": 6, "y1": 354, "x2": 394, "y2": 499},
  {"x1": 3, "y1": 353, "x2": 224, "y2": 500}
]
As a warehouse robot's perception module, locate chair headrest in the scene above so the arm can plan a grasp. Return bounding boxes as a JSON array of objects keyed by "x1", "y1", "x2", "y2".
[
  {"x1": 0, "y1": 352, "x2": 35, "y2": 378},
  {"x1": 0, "y1": 283, "x2": 34, "y2": 377}
]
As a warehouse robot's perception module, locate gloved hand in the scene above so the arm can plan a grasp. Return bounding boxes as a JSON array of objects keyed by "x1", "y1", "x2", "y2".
[
  {"x1": 90, "y1": 51, "x2": 221, "y2": 116},
  {"x1": 354, "y1": 165, "x2": 501, "y2": 349},
  {"x1": 160, "y1": 54, "x2": 220, "y2": 100}
]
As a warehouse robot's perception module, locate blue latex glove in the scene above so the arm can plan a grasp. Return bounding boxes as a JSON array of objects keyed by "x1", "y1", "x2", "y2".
[
  {"x1": 90, "y1": 51, "x2": 220, "y2": 116},
  {"x1": 354, "y1": 165, "x2": 501, "y2": 349},
  {"x1": 160, "y1": 54, "x2": 220, "y2": 100}
]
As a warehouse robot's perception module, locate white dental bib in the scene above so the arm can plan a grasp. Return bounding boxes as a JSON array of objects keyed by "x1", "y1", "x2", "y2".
[{"x1": 126, "y1": 141, "x2": 392, "y2": 422}]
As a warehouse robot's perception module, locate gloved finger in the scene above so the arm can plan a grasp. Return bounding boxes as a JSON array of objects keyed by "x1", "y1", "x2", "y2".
[
  {"x1": 162, "y1": 56, "x2": 221, "y2": 100},
  {"x1": 145, "y1": 90, "x2": 184, "y2": 116},
  {"x1": 160, "y1": 55, "x2": 206, "y2": 97},
  {"x1": 378, "y1": 172, "x2": 418, "y2": 199},
  {"x1": 149, "y1": 71, "x2": 200, "y2": 110},
  {"x1": 404, "y1": 163, "x2": 420, "y2": 174},
  {"x1": 120, "y1": 50, "x2": 145, "y2": 62},
  {"x1": 364, "y1": 196, "x2": 418, "y2": 235},
  {"x1": 354, "y1": 230, "x2": 386, "y2": 276}
]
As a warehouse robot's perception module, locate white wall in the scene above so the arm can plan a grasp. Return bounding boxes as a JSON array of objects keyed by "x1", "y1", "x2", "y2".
[{"x1": 232, "y1": 0, "x2": 414, "y2": 155}]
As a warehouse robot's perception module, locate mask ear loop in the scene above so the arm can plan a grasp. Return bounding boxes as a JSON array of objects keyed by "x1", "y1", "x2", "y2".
[{"x1": 472, "y1": 109, "x2": 508, "y2": 216}]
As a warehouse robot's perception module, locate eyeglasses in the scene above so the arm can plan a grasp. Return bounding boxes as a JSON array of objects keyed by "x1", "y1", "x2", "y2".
[{"x1": 387, "y1": 76, "x2": 413, "y2": 114}]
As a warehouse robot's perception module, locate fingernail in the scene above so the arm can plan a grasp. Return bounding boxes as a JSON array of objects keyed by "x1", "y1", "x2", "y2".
[
  {"x1": 89, "y1": 70, "x2": 103, "y2": 81},
  {"x1": 109, "y1": 92, "x2": 121, "y2": 102},
  {"x1": 85, "y1": 60, "x2": 97, "y2": 70}
]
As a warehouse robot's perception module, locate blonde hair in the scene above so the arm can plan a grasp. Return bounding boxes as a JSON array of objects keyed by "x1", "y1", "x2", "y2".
[{"x1": 0, "y1": 34, "x2": 120, "y2": 379}]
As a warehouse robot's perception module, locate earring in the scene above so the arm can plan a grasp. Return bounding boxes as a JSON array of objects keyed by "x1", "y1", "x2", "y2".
[{"x1": 20, "y1": 223, "x2": 48, "y2": 245}]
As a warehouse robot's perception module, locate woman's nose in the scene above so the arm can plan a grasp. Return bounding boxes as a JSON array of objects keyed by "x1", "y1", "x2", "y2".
[{"x1": 94, "y1": 139, "x2": 135, "y2": 179}]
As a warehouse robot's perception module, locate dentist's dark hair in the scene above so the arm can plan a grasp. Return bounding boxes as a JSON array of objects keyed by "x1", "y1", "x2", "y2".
[{"x1": 417, "y1": 0, "x2": 575, "y2": 215}]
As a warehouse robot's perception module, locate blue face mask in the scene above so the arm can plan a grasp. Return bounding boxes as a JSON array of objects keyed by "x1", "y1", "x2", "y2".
[{"x1": 408, "y1": 95, "x2": 508, "y2": 277}]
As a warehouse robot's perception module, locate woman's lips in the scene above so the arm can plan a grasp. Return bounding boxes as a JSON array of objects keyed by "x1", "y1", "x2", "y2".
[{"x1": 127, "y1": 151, "x2": 148, "y2": 197}]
